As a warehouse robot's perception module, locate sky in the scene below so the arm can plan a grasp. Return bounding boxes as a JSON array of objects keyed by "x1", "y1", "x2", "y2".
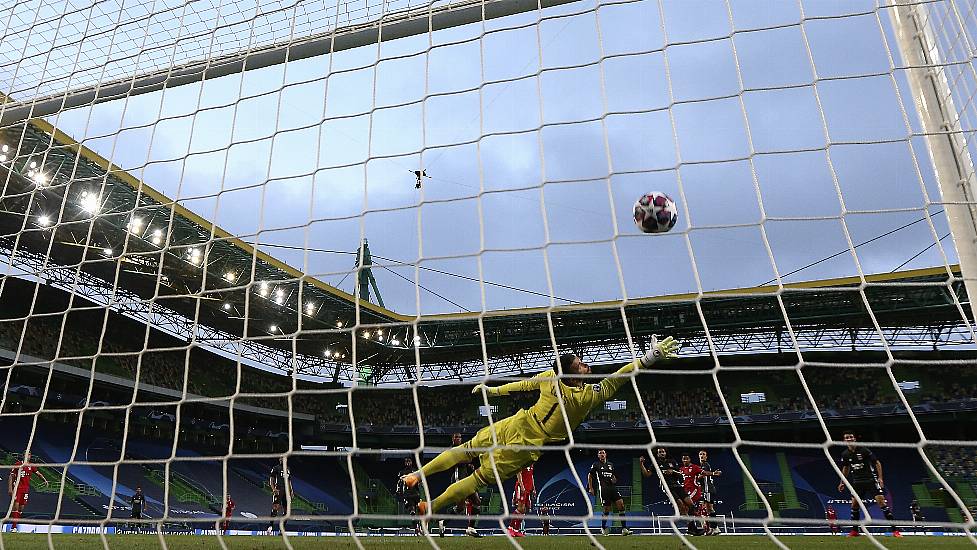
[{"x1": 0, "y1": 0, "x2": 967, "y2": 317}]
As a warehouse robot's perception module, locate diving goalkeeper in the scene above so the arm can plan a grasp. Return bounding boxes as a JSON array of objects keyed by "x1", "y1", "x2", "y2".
[{"x1": 401, "y1": 336, "x2": 680, "y2": 516}]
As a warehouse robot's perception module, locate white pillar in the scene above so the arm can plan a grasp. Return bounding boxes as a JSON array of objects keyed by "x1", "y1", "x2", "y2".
[{"x1": 889, "y1": 0, "x2": 977, "y2": 306}]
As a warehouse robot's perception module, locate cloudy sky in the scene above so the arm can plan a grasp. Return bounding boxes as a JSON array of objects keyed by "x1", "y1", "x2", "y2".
[{"x1": 1, "y1": 0, "x2": 965, "y2": 316}]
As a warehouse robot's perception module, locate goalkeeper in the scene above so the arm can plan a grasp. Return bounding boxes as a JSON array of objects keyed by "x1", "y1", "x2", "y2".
[{"x1": 402, "y1": 336, "x2": 680, "y2": 516}]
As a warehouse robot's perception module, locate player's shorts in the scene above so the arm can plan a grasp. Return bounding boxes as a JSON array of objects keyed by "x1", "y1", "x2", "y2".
[
  {"x1": 851, "y1": 480, "x2": 884, "y2": 500},
  {"x1": 272, "y1": 492, "x2": 287, "y2": 507},
  {"x1": 402, "y1": 494, "x2": 420, "y2": 512},
  {"x1": 14, "y1": 491, "x2": 28, "y2": 506},
  {"x1": 701, "y1": 490, "x2": 714, "y2": 504},
  {"x1": 463, "y1": 409, "x2": 544, "y2": 485},
  {"x1": 666, "y1": 485, "x2": 688, "y2": 502},
  {"x1": 131, "y1": 509, "x2": 142, "y2": 520},
  {"x1": 594, "y1": 484, "x2": 621, "y2": 506},
  {"x1": 685, "y1": 487, "x2": 702, "y2": 503}
]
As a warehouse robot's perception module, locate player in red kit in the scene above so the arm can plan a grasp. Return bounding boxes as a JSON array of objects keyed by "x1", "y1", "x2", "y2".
[
  {"x1": 7, "y1": 451, "x2": 47, "y2": 532},
  {"x1": 508, "y1": 463, "x2": 535, "y2": 537},
  {"x1": 679, "y1": 453, "x2": 720, "y2": 536},
  {"x1": 826, "y1": 505, "x2": 839, "y2": 534},
  {"x1": 222, "y1": 494, "x2": 235, "y2": 534}
]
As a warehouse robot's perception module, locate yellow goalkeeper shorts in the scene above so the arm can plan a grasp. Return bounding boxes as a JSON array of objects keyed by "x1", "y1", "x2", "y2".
[{"x1": 465, "y1": 409, "x2": 545, "y2": 484}]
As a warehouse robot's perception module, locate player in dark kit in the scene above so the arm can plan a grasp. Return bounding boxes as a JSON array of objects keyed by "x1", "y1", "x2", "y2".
[
  {"x1": 396, "y1": 457, "x2": 422, "y2": 535},
  {"x1": 539, "y1": 506, "x2": 553, "y2": 535},
  {"x1": 838, "y1": 432, "x2": 901, "y2": 538},
  {"x1": 441, "y1": 433, "x2": 481, "y2": 538},
  {"x1": 268, "y1": 458, "x2": 292, "y2": 534},
  {"x1": 130, "y1": 486, "x2": 145, "y2": 520},
  {"x1": 641, "y1": 448, "x2": 699, "y2": 535},
  {"x1": 698, "y1": 450, "x2": 722, "y2": 535},
  {"x1": 910, "y1": 498, "x2": 924, "y2": 522},
  {"x1": 588, "y1": 450, "x2": 630, "y2": 536}
]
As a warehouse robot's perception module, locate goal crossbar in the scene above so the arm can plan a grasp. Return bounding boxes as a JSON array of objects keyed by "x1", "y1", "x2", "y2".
[{"x1": 0, "y1": 0, "x2": 583, "y2": 127}]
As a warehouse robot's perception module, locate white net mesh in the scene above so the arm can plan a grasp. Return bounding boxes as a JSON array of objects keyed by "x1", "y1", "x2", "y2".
[{"x1": 0, "y1": 0, "x2": 974, "y2": 547}]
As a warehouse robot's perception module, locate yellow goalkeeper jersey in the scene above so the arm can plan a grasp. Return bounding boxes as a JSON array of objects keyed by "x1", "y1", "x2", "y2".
[{"x1": 490, "y1": 359, "x2": 640, "y2": 441}]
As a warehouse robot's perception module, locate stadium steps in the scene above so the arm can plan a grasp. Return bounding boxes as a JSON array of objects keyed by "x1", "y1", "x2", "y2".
[
  {"x1": 776, "y1": 452, "x2": 803, "y2": 510},
  {"x1": 228, "y1": 464, "x2": 329, "y2": 515},
  {"x1": 911, "y1": 483, "x2": 940, "y2": 506},
  {"x1": 738, "y1": 454, "x2": 764, "y2": 511},
  {"x1": 345, "y1": 460, "x2": 399, "y2": 527},
  {"x1": 954, "y1": 480, "x2": 977, "y2": 506},
  {"x1": 145, "y1": 466, "x2": 220, "y2": 511},
  {"x1": 630, "y1": 458, "x2": 643, "y2": 512}
]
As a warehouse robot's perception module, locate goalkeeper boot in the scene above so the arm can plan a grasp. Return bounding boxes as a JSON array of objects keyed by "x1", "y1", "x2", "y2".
[
  {"x1": 622, "y1": 527, "x2": 633, "y2": 536},
  {"x1": 466, "y1": 526, "x2": 481, "y2": 537},
  {"x1": 401, "y1": 473, "x2": 421, "y2": 490}
]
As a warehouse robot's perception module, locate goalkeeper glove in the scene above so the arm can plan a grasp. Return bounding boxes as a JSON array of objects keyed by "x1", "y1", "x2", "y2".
[
  {"x1": 471, "y1": 384, "x2": 499, "y2": 396},
  {"x1": 639, "y1": 335, "x2": 680, "y2": 368}
]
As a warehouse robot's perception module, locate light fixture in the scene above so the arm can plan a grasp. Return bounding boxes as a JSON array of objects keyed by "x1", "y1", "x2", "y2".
[
  {"x1": 362, "y1": 331, "x2": 371, "y2": 338},
  {"x1": 377, "y1": 329, "x2": 383, "y2": 337},
  {"x1": 224, "y1": 271, "x2": 236, "y2": 282},
  {"x1": 28, "y1": 161, "x2": 36, "y2": 169},
  {"x1": 269, "y1": 324, "x2": 278, "y2": 333},
  {"x1": 127, "y1": 217, "x2": 144, "y2": 234},
  {"x1": 1, "y1": 154, "x2": 8, "y2": 162},
  {"x1": 1, "y1": 145, "x2": 8, "y2": 153},
  {"x1": 324, "y1": 350, "x2": 332, "y2": 357},
  {"x1": 223, "y1": 303, "x2": 231, "y2": 311},
  {"x1": 151, "y1": 229, "x2": 163, "y2": 246},
  {"x1": 188, "y1": 247, "x2": 202, "y2": 265},
  {"x1": 79, "y1": 191, "x2": 99, "y2": 214},
  {"x1": 259, "y1": 281, "x2": 269, "y2": 297},
  {"x1": 102, "y1": 248, "x2": 113, "y2": 256},
  {"x1": 31, "y1": 172, "x2": 47, "y2": 186},
  {"x1": 37, "y1": 215, "x2": 51, "y2": 227},
  {"x1": 305, "y1": 302, "x2": 315, "y2": 315},
  {"x1": 336, "y1": 321, "x2": 344, "y2": 328},
  {"x1": 391, "y1": 339, "x2": 401, "y2": 346}
]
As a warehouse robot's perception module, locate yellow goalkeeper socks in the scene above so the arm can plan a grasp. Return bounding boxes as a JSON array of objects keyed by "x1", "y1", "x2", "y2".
[
  {"x1": 432, "y1": 474, "x2": 484, "y2": 513},
  {"x1": 419, "y1": 447, "x2": 468, "y2": 478}
]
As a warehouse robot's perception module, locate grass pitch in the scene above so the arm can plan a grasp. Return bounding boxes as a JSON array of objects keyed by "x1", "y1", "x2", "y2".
[{"x1": 0, "y1": 534, "x2": 973, "y2": 549}]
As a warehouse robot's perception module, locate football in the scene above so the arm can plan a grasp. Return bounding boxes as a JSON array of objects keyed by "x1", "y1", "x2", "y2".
[{"x1": 633, "y1": 191, "x2": 678, "y2": 234}]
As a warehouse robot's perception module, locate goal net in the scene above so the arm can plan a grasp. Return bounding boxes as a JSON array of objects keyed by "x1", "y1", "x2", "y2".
[{"x1": 0, "y1": 0, "x2": 973, "y2": 545}]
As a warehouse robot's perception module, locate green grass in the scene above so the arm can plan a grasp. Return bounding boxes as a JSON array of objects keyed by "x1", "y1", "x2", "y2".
[{"x1": 0, "y1": 534, "x2": 974, "y2": 550}]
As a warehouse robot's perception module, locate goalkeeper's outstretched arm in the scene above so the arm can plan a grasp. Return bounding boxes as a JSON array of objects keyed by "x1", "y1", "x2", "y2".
[
  {"x1": 471, "y1": 373, "x2": 544, "y2": 397},
  {"x1": 599, "y1": 336, "x2": 681, "y2": 396}
]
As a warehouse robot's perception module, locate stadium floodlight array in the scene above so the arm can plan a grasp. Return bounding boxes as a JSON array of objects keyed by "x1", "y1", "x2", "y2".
[{"x1": 0, "y1": 0, "x2": 974, "y2": 548}]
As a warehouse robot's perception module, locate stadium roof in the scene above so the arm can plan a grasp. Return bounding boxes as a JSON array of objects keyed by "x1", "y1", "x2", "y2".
[{"x1": 0, "y1": 117, "x2": 972, "y2": 383}]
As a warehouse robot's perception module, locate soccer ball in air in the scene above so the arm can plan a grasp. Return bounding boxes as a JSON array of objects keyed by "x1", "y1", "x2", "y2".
[{"x1": 633, "y1": 192, "x2": 678, "y2": 234}]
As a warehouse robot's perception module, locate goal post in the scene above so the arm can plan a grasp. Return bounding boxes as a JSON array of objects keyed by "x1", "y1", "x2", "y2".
[{"x1": 888, "y1": 0, "x2": 977, "y2": 305}]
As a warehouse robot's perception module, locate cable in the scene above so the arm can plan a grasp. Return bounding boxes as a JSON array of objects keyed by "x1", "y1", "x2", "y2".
[
  {"x1": 758, "y1": 209, "x2": 946, "y2": 286},
  {"x1": 258, "y1": 242, "x2": 581, "y2": 303},
  {"x1": 377, "y1": 264, "x2": 471, "y2": 312},
  {"x1": 890, "y1": 232, "x2": 951, "y2": 273}
]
